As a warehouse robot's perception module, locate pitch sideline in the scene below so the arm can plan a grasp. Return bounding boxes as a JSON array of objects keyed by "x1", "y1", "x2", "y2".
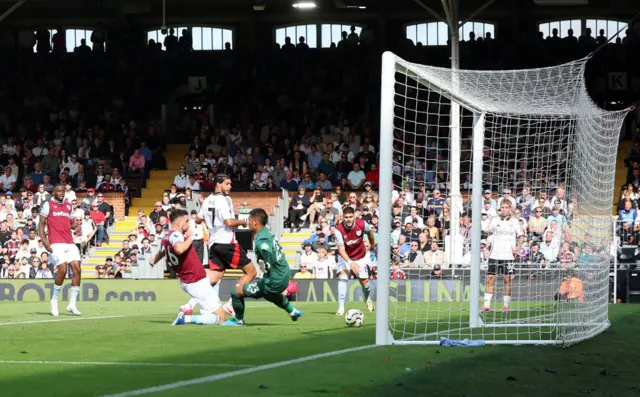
[{"x1": 99, "y1": 345, "x2": 378, "y2": 397}]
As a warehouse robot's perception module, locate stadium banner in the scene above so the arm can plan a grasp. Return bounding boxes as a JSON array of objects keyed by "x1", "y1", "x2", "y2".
[{"x1": 0, "y1": 277, "x2": 564, "y2": 302}]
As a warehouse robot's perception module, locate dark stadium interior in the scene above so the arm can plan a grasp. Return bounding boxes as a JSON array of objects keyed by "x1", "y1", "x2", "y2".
[{"x1": 0, "y1": 0, "x2": 639, "y2": 395}]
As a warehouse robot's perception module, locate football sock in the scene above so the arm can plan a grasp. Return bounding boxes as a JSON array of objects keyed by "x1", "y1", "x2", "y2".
[
  {"x1": 483, "y1": 293, "x2": 493, "y2": 307},
  {"x1": 503, "y1": 295, "x2": 511, "y2": 308},
  {"x1": 231, "y1": 288, "x2": 245, "y2": 321},
  {"x1": 338, "y1": 274, "x2": 348, "y2": 310},
  {"x1": 265, "y1": 293, "x2": 294, "y2": 314},
  {"x1": 361, "y1": 282, "x2": 371, "y2": 301},
  {"x1": 186, "y1": 314, "x2": 219, "y2": 325},
  {"x1": 69, "y1": 286, "x2": 80, "y2": 307},
  {"x1": 52, "y1": 285, "x2": 62, "y2": 300},
  {"x1": 187, "y1": 298, "x2": 197, "y2": 308}
]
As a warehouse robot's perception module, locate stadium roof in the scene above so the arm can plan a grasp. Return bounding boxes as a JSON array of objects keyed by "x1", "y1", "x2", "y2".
[{"x1": 0, "y1": 0, "x2": 637, "y2": 22}]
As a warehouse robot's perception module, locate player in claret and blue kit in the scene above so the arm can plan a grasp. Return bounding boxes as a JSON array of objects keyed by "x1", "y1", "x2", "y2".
[
  {"x1": 334, "y1": 206, "x2": 377, "y2": 316},
  {"x1": 39, "y1": 184, "x2": 84, "y2": 316},
  {"x1": 150, "y1": 209, "x2": 226, "y2": 326},
  {"x1": 220, "y1": 208, "x2": 302, "y2": 326}
]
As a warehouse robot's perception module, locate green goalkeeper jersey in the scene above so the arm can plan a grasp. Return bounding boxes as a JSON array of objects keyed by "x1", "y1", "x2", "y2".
[{"x1": 254, "y1": 227, "x2": 291, "y2": 287}]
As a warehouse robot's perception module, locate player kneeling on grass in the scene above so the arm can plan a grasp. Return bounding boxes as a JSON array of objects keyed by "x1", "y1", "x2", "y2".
[
  {"x1": 221, "y1": 208, "x2": 302, "y2": 326},
  {"x1": 150, "y1": 209, "x2": 226, "y2": 326}
]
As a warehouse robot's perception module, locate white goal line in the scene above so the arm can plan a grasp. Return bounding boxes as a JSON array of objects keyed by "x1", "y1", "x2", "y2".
[
  {"x1": 0, "y1": 360, "x2": 253, "y2": 368},
  {"x1": 99, "y1": 345, "x2": 377, "y2": 397}
]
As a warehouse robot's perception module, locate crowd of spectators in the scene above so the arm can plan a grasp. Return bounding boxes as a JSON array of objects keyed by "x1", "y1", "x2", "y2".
[{"x1": 1, "y1": 19, "x2": 637, "y2": 284}]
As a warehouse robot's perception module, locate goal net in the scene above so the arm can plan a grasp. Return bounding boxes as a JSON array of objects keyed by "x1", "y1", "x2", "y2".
[{"x1": 376, "y1": 52, "x2": 629, "y2": 346}]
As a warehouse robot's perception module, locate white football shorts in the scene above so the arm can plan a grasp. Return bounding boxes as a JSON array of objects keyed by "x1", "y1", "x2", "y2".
[
  {"x1": 180, "y1": 277, "x2": 222, "y2": 315},
  {"x1": 50, "y1": 243, "x2": 82, "y2": 265},
  {"x1": 337, "y1": 256, "x2": 371, "y2": 279}
]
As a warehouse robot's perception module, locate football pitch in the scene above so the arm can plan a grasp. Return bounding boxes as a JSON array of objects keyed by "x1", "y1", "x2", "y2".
[{"x1": 0, "y1": 301, "x2": 638, "y2": 397}]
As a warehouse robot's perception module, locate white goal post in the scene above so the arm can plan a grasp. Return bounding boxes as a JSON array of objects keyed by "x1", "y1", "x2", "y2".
[{"x1": 376, "y1": 51, "x2": 629, "y2": 346}]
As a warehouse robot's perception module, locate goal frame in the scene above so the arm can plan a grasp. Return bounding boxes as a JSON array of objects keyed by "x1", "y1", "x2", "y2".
[{"x1": 375, "y1": 51, "x2": 613, "y2": 346}]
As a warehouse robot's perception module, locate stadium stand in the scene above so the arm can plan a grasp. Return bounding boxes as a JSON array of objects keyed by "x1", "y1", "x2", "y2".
[{"x1": 0, "y1": 3, "x2": 638, "y2": 286}]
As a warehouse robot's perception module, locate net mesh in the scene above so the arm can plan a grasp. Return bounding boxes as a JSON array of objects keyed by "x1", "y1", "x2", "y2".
[{"x1": 384, "y1": 54, "x2": 628, "y2": 345}]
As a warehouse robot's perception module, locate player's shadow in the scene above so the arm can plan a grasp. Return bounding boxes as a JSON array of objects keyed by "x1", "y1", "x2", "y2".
[
  {"x1": 145, "y1": 320, "x2": 277, "y2": 327},
  {"x1": 299, "y1": 323, "x2": 374, "y2": 336}
]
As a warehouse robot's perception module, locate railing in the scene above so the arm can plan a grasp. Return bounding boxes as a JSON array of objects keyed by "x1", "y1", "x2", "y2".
[{"x1": 132, "y1": 246, "x2": 165, "y2": 279}]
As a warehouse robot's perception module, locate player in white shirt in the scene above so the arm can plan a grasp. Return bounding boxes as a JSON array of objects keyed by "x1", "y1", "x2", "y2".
[
  {"x1": 482, "y1": 200, "x2": 522, "y2": 314},
  {"x1": 180, "y1": 174, "x2": 257, "y2": 316}
]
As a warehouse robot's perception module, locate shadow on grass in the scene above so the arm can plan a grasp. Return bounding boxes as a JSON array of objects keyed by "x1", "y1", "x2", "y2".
[
  {"x1": 363, "y1": 305, "x2": 640, "y2": 397},
  {"x1": 0, "y1": 312, "x2": 376, "y2": 397}
]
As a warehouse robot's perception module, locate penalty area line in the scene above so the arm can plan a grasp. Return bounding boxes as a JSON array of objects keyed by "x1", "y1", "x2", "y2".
[
  {"x1": 0, "y1": 360, "x2": 253, "y2": 368},
  {"x1": 99, "y1": 345, "x2": 378, "y2": 397},
  {"x1": 0, "y1": 315, "x2": 127, "y2": 326}
]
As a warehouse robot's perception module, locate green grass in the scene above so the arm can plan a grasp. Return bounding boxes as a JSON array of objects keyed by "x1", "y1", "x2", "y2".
[{"x1": 0, "y1": 301, "x2": 638, "y2": 397}]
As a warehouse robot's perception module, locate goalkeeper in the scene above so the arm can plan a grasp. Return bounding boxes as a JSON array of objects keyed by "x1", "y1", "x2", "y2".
[{"x1": 221, "y1": 208, "x2": 303, "y2": 326}]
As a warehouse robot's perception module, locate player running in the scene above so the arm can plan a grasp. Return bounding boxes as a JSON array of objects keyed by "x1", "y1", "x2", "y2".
[
  {"x1": 221, "y1": 208, "x2": 302, "y2": 326},
  {"x1": 334, "y1": 206, "x2": 376, "y2": 316},
  {"x1": 180, "y1": 174, "x2": 257, "y2": 315},
  {"x1": 150, "y1": 209, "x2": 226, "y2": 326},
  {"x1": 39, "y1": 184, "x2": 83, "y2": 316},
  {"x1": 482, "y1": 200, "x2": 523, "y2": 314}
]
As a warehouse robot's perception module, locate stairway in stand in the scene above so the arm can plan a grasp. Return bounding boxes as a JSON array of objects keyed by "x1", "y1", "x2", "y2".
[
  {"x1": 82, "y1": 216, "x2": 139, "y2": 278},
  {"x1": 133, "y1": 144, "x2": 189, "y2": 215},
  {"x1": 278, "y1": 228, "x2": 315, "y2": 268}
]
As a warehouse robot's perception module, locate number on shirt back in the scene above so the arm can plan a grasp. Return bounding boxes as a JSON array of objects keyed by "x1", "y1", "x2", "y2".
[
  {"x1": 162, "y1": 243, "x2": 180, "y2": 267},
  {"x1": 209, "y1": 207, "x2": 216, "y2": 225}
]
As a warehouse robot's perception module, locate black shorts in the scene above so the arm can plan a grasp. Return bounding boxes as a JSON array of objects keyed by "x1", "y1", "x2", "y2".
[
  {"x1": 487, "y1": 259, "x2": 514, "y2": 275},
  {"x1": 206, "y1": 242, "x2": 252, "y2": 271}
]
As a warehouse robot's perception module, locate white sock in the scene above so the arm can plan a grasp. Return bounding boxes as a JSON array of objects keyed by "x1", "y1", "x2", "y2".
[
  {"x1": 52, "y1": 285, "x2": 62, "y2": 301},
  {"x1": 70, "y1": 286, "x2": 80, "y2": 307},
  {"x1": 187, "y1": 298, "x2": 197, "y2": 308},
  {"x1": 503, "y1": 295, "x2": 511, "y2": 308},
  {"x1": 188, "y1": 314, "x2": 219, "y2": 325},
  {"x1": 483, "y1": 293, "x2": 493, "y2": 307},
  {"x1": 338, "y1": 274, "x2": 348, "y2": 310},
  {"x1": 227, "y1": 297, "x2": 233, "y2": 306}
]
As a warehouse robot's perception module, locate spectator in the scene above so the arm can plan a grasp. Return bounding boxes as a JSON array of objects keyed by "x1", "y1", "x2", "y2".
[
  {"x1": 402, "y1": 241, "x2": 425, "y2": 268},
  {"x1": 390, "y1": 259, "x2": 406, "y2": 280},
  {"x1": 293, "y1": 263, "x2": 313, "y2": 279},
  {"x1": 34, "y1": 260, "x2": 53, "y2": 279},
  {"x1": 423, "y1": 240, "x2": 448, "y2": 268},
  {"x1": 346, "y1": 163, "x2": 366, "y2": 189},
  {"x1": 312, "y1": 233, "x2": 329, "y2": 253},
  {"x1": 288, "y1": 187, "x2": 310, "y2": 232},
  {"x1": 90, "y1": 203, "x2": 106, "y2": 246},
  {"x1": 299, "y1": 243, "x2": 318, "y2": 267},
  {"x1": 365, "y1": 164, "x2": 379, "y2": 187},
  {"x1": 0, "y1": 167, "x2": 16, "y2": 191},
  {"x1": 311, "y1": 247, "x2": 333, "y2": 279},
  {"x1": 300, "y1": 186, "x2": 326, "y2": 226},
  {"x1": 129, "y1": 149, "x2": 146, "y2": 173},
  {"x1": 174, "y1": 166, "x2": 188, "y2": 189},
  {"x1": 79, "y1": 211, "x2": 97, "y2": 256}
]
